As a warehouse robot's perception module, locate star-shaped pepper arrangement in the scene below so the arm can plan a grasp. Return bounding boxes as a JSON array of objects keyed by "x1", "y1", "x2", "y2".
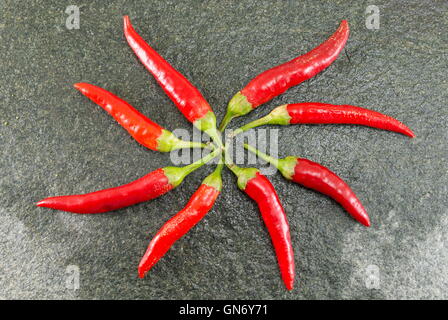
[{"x1": 37, "y1": 17, "x2": 414, "y2": 290}]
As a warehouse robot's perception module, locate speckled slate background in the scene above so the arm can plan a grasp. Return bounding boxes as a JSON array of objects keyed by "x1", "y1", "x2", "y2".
[{"x1": 1, "y1": 0, "x2": 447, "y2": 299}]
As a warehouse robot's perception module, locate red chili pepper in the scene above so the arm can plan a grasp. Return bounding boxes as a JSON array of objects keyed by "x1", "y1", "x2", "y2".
[
  {"x1": 123, "y1": 16, "x2": 222, "y2": 145},
  {"x1": 138, "y1": 163, "x2": 223, "y2": 278},
  {"x1": 228, "y1": 164, "x2": 295, "y2": 290},
  {"x1": 220, "y1": 20, "x2": 349, "y2": 130},
  {"x1": 36, "y1": 17, "x2": 417, "y2": 292},
  {"x1": 244, "y1": 144, "x2": 370, "y2": 227},
  {"x1": 234, "y1": 102, "x2": 415, "y2": 138},
  {"x1": 36, "y1": 149, "x2": 220, "y2": 214},
  {"x1": 74, "y1": 83, "x2": 207, "y2": 151}
]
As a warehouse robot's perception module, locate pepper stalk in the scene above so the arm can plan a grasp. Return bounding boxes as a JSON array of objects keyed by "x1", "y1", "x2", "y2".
[{"x1": 163, "y1": 148, "x2": 222, "y2": 188}]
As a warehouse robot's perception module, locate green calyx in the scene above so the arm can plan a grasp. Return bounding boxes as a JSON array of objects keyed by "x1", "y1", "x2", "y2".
[
  {"x1": 269, "y1": 105, "x2": 292, "y2": 125},
  {"x1": 157, "y1": 130, "x2": 208, "y2": 152},
  {"x1": 227, "y1": 164, "x2": 259, "y2": 190},
  {"x1": 194, "y1": 111, "x2": 223, "y2": 148},
  {"x1": 218, "y1": 92, "x2": 253, "y2": 131},
  {"x1": 202, "y1": 160, "x2": 224, "y2": 191},
  {"x1": 277, "y1": 156, "x2": 298, "y2": 180},
  {"x1": 163, "y1": 149, "x2": 221, "y2": 187},
  {"x1": 243, "y1": 143, "x2": 297, "y2": 180},
  {"x1": 194, "y1": 111, "x2": 217, "y2": 132},
  {"x1": 234, "y1": 105, "x2": 291, "y2": 136}
]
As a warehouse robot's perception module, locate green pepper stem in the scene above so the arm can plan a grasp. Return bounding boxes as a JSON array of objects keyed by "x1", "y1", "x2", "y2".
[
  {"x1": 218, "y1": 112, "x2": 235, "y2": 132},
  {"x1": 244, "y1": 143, "x2": 280, "y2": 169},
  {"x1": 206, "y1": 128, "x2": 224, "y2": 149},
  {"x1": 223, "y1": 144, "x2": 241, "y2": 175},
  {"x1": 224, "y1": 143, "x2": 259, "y2": 190},
  {"x1": 232, "y1": 105, "x2": 291, "y2": 137},
  {"x1": 223, "y1": 137, "x2": 239, "y2": 173},
  {"x1": 227, "y1": 161, "x2": 259, "y2": 190},
  {"x1": 219, "y1": 92, "x2": 254, "y2": 131},
  {"x1": 193, "y1": 111, "x2": 223, "y2": 148},
  {"x1": 211, "y1": 156, "x2": 224, "y2": 176},
  {"x1": 216, "y1": 154, "x2": 225, "y2": 169},
  {"x1": 164, "y1": 148, "x2": 221, "y2": 188},
  {"x1": 172, "y1": 140, "x2": 210, "y2": 150},
  {"x1": 226, "y1": 162, "x2": 242, "y2": 176},
  {"x1": 234, "y1": 114, "x2": 273, "y2": 136},
  {"x1": 182, "y1": 148, "x2": 221, "y2": 176},
  {"x1": 202, "y1": 157, "x2": 224, "y2": 191}
]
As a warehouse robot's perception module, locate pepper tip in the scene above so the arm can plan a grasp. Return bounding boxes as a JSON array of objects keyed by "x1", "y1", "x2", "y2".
[
  {"x1": 123, "y1": 15, "x2": 130, "y2": 27},
  {"x1": 36, "y1": 199, "x2": 48, "y2": 207},
  {"x1": 401, "y1": 125, "x2": 415, "y2": 138},
  {"x1": 138, "y1": 268, "x2": 146, "y2": 279},
  {"x1": 362, "y1": 218, "x2": 371, "y2": 227},
  {"x1": 340, "y1": 20, "x2": 349, "y2": 29}
]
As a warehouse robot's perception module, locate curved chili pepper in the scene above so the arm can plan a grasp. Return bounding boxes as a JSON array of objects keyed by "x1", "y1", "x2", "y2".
[
  {"x1": 234, "y1": 102, "x2": 415, "y2": 138},
  {"x1": 36, "y1": 149, "x2": 220, "y2": 214},
  {"x1": 138, "y1": 162, "x2": 223, "y2": 278},
  {"x1": 74, "y1": 83, "x2": 207, "y2": 151},
  {"x1": 228, "y1": 164, "x2": 295, "y2": 290},
  {"x1": 244, "y1": 144, "x2": 370, "y2": 227},
  {"x1": 219, "y1": 20, "x2": 349, "y2": 130},
  {"x1": 123, "y1": 16, "x2": 222, "y2": 146}
]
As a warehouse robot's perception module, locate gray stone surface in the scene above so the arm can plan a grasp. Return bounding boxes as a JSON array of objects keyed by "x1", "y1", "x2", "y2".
[{"x1": 0, "y1": 0, "x2": 447, "y2": 299}]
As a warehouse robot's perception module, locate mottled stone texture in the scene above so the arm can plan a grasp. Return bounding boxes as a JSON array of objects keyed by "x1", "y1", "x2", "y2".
[{"x1": 0, "y1": 0, "x2": 447, "y2": 299}]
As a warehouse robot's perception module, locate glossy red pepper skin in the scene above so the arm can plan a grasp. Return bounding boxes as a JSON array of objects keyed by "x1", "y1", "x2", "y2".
[
  {"x1": 138, "y1": 166, "x2": 222, "y2": 278},
  {"x1": 123, "y1": 16, "x2": 212, "y2": 124},
  {"x1": 286, "y1": 103, "x2": 415, "y2": 137},
  {"x1": 237, "y1": 170, "x2": 295, "y2": 290},
  {"x1": 291, "y1": 158, "x2": 370, "y2": 226},
  {"x1": 36, "y1": 168, "x2": 172, "y2": 214},
  {"x1": 243, "y1": 21, "x2": 348, "y2": 108}
]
